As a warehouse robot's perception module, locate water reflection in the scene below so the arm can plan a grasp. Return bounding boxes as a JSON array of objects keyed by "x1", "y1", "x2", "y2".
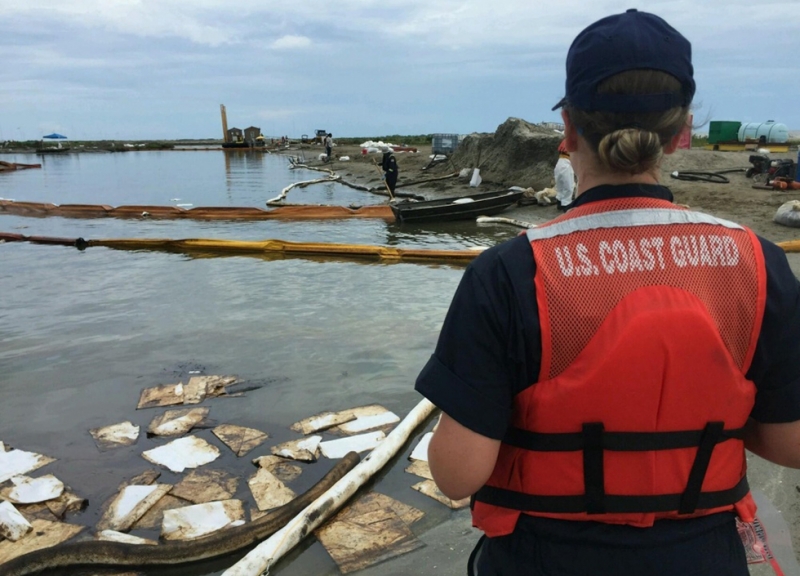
[{"x1": 0, "y1": 150, "x2": 501, "y2": 576}]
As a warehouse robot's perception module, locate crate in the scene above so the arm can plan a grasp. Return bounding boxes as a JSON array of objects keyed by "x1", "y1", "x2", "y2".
[
  {"x1": 432, "y1": 133, "x2": 460, "y2": 154},
  {"x1": 708, "y1": 121, "x2": 741, "y2": 144}
]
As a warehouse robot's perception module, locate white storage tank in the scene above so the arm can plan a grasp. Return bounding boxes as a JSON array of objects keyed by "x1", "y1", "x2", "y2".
[{"x1": 738, "y1": 121, "x2": 789, "y2": 144}]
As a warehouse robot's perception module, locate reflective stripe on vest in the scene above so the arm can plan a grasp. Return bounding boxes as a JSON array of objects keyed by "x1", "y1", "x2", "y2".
[{"x1": 472, "y1": 199, "x2": 766, "y2": 536}]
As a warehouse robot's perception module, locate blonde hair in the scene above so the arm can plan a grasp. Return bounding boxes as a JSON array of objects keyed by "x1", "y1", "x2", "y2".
[{"x1": 567, "y1": 70, "x2": 690, "y2": 175}]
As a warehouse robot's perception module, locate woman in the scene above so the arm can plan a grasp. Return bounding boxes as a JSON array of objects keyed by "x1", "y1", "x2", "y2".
[{"x1": 415, "y1": 9, "x2": 800, "y2": 576}]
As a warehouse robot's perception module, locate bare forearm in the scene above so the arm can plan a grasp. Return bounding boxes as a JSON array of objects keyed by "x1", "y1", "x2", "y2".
[
  {"x1": 744, "y1": 418, "x2": 800, "y2": 469},
  {"x1": 428, "y1": 413, "x2": 501, "y2": 500}
]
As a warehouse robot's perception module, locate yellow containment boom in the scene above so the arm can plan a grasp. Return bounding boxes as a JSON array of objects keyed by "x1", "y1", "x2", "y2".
[
  {"x1": 0, "y1": 232, "x2": 485, "y2": 265},
  {"x1": 0, "y1": 200, "x2": 395, "y2": 222},
  {"x1": 4, "y1": 232, "x2": 799, "y2": 266}
]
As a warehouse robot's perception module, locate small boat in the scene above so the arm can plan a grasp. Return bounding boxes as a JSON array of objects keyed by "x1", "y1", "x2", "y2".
[
  {"x1": 0, "y1": 161, "x2": 42, "y2": 172},
  {"x1": 390, "y1": 189, "x2": 525, "y2": 224},
  {"x1": 36, "y1": 147, "x2": 71, "y2": 154}
]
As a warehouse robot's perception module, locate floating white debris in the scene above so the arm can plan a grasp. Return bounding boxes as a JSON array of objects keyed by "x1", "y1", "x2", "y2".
[
  {"x1": 97, "y1": 484, "x2": 172, "y2": 531},
  {"x1": 192, "y1": 375, "x2": 238, "y2": 398},
  {"x1": 132, "y1": 494, "x2": 191, "y2": 530},
  {"x1": 319, "y1": 431, "x2": 386, "y2": 459},
  {"x1": 212, "y1": 424, "x2": 269, "y2": 457},
  {"x1": 337, "y1": 411, "x2": 400, "y2": 435},
  {"x1": 45, "y1": 491, "x2": 86, "y2": 519},
  {"x1": 328, "y1": 404, "x2": 395, "y2": 435},
  {"x1": 142, "y1": 436, "x2": 221, "y2": 473},
  {"x1": 0, "y1": 448, "x2": 55, "y2": 483},
  {"x1": 412, "y1": 480, "x2": 469, "y2": 509},
  {"x1": 89, "y1": 421, "x2": 140, "y2": 450},
  {"x1": 0, "y1": 501, "x2": 32, "y2": 542},
  {"x1": 137, "y1": 382, "x2": 184, "y2": 409},
  {"x1": 161, "y1": 499, "x2": 244, "y2": 541},
  {"x1": 97, "y1": 530, "x2": 157, "y2": 545},
  {"x1": 147, "y1": 407, "x2": 210, "y2": 437},
  {"x1": 122, "y1": 469, "x2": 161, "y2": 488},
  {"x1": 290, "y1": 411, "x2": 357, "y2": 435},
  {"x1": 183, "y1": 377, "x2": 208, "y2": 404},
  {"x1": 404, "y1": 460, "x2": 433, "y2": 480},
  {"x1": 252, "y1": 455, "x2": 303, "y2": 483},
  {"x1": 270, "y1": 436, "x2": 321, "y2": 462},
  {"x1": 0, "y1": 519, "x2": 83, "y2": 564},
  {"x1": 409, "y1": 432, "x2": 432, "y2": 462},
  {"x1": 137, "y1": 376, "x2": 239, "y2": 410},
  {"x1": 171, "y1": 469, "x2": 239, "y2": 504},
  {"x1": 1, "y1": 474, "x2": 64, "y2": 504},
  {"x1": 248, "y1": 468, "x2": 296, "y2": 512},
  {"x1": 315, "y1": 491, "x2": 424, "y2": 574}
]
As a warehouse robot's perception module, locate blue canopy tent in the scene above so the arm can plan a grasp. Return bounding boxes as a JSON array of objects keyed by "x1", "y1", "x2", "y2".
[{"x1": 40, "y1": 133, "x2": 69, "y2": 152}]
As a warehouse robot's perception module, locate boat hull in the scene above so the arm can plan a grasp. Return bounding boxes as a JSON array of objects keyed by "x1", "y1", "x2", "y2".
[{"x1": 390, "y1": 189, "x2": 524, "y2": 223}]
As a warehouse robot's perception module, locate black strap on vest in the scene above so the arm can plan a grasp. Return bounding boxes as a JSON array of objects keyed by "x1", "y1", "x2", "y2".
[
  {"x1": 475, "y1": 421, "x2": 747, "y2": 516},
  {"x1": 583, "y1": 423, "x2": 605, "y2": 514}
]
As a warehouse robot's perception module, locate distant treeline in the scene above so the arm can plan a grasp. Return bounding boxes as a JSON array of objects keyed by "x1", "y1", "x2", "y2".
[{"x1": 1, "y1": 140, "x2": 175, "y2": 150}]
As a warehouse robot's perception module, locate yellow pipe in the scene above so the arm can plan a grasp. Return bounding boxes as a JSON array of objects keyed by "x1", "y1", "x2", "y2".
[{"x1": 776, "y1": 240, "x2": 800, "y2": 253}]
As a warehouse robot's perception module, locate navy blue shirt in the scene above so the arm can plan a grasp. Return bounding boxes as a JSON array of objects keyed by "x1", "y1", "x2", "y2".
[{"x1": 415, "y1": 184, "x2": 800, "y2": 575}]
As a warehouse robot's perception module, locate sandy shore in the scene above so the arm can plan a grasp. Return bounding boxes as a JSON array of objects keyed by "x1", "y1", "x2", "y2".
[{"x1": 296, "y1": 142, "x2": 800, "y2": 242}]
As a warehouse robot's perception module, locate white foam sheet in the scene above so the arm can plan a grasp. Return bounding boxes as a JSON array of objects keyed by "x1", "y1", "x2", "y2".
[
  {"x1": 409, "y1": 432, "x2": 432, "y2": 462},
  {"x1": 5, "y1": 474, "x2": 64, "y2": 504},
  {"x1": 337, "y1": 411, "x2": 400, "y2": 434},
  {"x1": 142, "y1": 436, "x2": 220, "y2": 473},
  {"x1": 98, "y1": 484, "x2": 172, "y2": 531},
  {"x1": 272, "y1": 435, "x2": 321, "y2": 461},
  {"x1": 89, "y1": 421, "x2": 140, "y2": 449},
  {"x1": 0, "y1": 448, "x2": 55, "y2": 483},
  {"x1": 97, "y1": 530, "x2": 157, "y2": 545},
  {"x1": 319, "y1": 431, "x2": 385, "y2": 459},
  {"x1": 0, "y1": 501, "x2": 32, "y2": 541},
  {"x1": 161, "y1": 500, "x2": 245, "y2": 540}
]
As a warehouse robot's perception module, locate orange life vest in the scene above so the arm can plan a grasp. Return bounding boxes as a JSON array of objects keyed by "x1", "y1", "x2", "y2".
[{"x1": 472, "y1": 197, "x2": 767, "y2": 537}]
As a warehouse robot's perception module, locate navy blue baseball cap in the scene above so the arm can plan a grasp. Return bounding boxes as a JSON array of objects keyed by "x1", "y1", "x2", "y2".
[{"x1": 552, "y1": 9, "x2": 695, "y2": 113}]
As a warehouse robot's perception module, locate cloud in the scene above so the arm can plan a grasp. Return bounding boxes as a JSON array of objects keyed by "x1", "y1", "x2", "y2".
[
  {"x1": 1, "y1": 1, "x2": 799, "y2": 139},
  {"x1": 270, "y1": 35, "x2": 312, "y2": 50}
]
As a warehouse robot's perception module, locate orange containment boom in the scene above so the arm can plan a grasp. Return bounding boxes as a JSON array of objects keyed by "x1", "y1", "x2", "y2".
[
  {"x1": 0, "y1": 200, "x2": 395, "y2": 222},
  {"x1": 0, "y1": 232, "x2": 484, "y2": 264}
]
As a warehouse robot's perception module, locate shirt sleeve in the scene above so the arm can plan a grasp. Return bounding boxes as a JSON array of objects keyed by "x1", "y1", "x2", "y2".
[
  {"x1": 747, "y1": 237, "x2": 800, "y2": 423},
  {"x1": 414, "y1": 235, "x2": 540, "y2": 439}
]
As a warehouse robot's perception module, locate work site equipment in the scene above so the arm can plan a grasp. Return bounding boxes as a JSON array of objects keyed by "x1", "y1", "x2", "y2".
[{"x1": 745, "y1": 154, "x2": 797, "y2": 186}]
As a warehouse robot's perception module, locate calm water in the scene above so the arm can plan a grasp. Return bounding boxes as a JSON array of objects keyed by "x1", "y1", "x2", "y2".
[{"x1": 0, "y1": 150, "x2": 522, "y2": 575}]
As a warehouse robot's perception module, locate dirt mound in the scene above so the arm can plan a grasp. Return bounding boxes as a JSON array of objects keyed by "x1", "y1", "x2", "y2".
[{"x1": 449, "y1": 118, "x2": 563, "y2": 189}]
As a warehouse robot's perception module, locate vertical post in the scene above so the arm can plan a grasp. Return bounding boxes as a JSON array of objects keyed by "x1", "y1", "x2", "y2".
[{"x1": 220, "y1": 104, "x2": 229, "y2": 143}]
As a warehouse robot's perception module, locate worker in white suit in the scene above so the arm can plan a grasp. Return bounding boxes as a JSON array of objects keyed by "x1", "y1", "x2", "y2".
[{"x1": 555, "y1": 139, "x2": 576, "y2": 211}]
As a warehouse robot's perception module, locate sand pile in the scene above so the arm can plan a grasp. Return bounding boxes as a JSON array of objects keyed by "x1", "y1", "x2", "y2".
[{"x1": 449, "y1": 118, "x2": 563, "y2": 190}]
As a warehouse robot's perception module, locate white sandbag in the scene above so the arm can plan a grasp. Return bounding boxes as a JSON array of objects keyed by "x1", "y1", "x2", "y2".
[
  {"x1": 469, "y1": 168, "x2": 482, "y2": 187},
  {"x1": 339, "y1": 156, "x2": 350, "y2": 161},
  {"x1": 773, "y1": 201, "x2": 800, "y2": 228}
]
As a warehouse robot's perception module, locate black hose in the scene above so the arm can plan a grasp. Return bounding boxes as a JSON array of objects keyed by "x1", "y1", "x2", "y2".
[{"x1": 669, "y1": 168, "x2": 747, "y2": 184}]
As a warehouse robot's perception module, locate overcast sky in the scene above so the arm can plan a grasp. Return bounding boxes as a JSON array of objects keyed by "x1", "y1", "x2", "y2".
[{"x1": 2, "y1": 0, "x2": 799, "y2": 141}]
